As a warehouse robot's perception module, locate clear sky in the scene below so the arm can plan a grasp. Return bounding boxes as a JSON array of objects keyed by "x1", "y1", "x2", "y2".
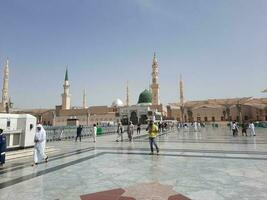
[{"x1": 0, "y1": 0, "x2": 267, "y2": 108}]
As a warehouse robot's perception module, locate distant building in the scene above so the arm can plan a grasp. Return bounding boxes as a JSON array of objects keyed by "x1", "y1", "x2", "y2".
[
  {"x1": 119, "y1": 89, "x2": 153, "y2": 125},
  {"x1": 13, "y1": 53, "x2": 267, "y2": 126},
  {"x1": 117, "y1": 54, "x2": 166, "y2": 125},
  {"x1": 167, "y1": 75, "x2": 267, "y2": 122},
  {"x1": 51, "y1": 68, "x2": 117, "y2": 126}
]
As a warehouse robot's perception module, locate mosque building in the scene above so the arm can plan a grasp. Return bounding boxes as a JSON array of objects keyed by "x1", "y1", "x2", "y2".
[
  {"x1": 166, "y1": 75, "x2": 267, "y2": 123},
  {"x1": 118, "y1": 53, "x2": 166, "y2": 125},
  {"x1": 51, "y1": 53, "x2": 166, "y2": 126},
  {"x1": 11, "y1": 53, "x2": 267, "y2": 126},
  {"x1": 15, "y1": 68, "x2": 119, "y2": 126},
  {"x1": 50, "y1": 68, "x2": 117, "y2": 126}
]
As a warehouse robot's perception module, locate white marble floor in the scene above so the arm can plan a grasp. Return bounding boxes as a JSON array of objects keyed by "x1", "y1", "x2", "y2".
[{"x1": 0, "y1": 127, "x2": 267, "y2": 200}]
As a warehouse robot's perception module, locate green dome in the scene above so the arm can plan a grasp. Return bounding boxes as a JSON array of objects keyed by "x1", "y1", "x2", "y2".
[{"x1": 138, "y1": 89, "x2": 152, "y2": 104}]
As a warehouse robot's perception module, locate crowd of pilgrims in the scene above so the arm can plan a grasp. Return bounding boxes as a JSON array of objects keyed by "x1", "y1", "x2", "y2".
[
  {"x1": 231, "y1": 121, "x2": 256, "y2": 137},
  {"x1": 175, "y1": 120, "x2": 256, "y2": 137},
  {"x1": 0, "y1": 120, "x2": 258, "y2": 168},
  {"x1": 115, "y1": 121, "x2": 173, "y2": 142}
]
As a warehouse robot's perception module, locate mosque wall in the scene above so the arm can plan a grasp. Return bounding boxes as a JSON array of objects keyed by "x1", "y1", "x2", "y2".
[
  {"x1": 54, "y1": 112, "x2": 116, "y2": 126},
  {"x1": 167, "y1": 102, "x2": 267, "y2": 122}
]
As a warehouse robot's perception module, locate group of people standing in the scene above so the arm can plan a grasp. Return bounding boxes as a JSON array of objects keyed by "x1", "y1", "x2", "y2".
[
  {"x1": 231, "y1": 121, "x2": 256, "y2": 137},
  {"x1": 75, "y1": 124, "x2": 97, "y2": 143},
  {"x1": 116, "y1": 121, "x2": 138, "y2": 142},
  {"x1": 177, "y1": 122, "x2": 204, "y2": 132}
]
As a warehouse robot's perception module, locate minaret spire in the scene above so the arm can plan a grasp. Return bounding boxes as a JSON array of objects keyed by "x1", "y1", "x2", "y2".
[
  {"x1": 83, "y1": 89, "x2": 88, "y2": 109},
  {"x1": 179, "y1": 74, "x2": 184, "y2": 105},
  {"x1": 126, "y1": 81, "x2": 129, "y2": 106},
  {"x1": 151, "y1": 52, "x2": 160, "y2": 105},
  {"x1": 65, "y1": 67, "x2": 69, "y2": 81},
  {"x1": 2, "y1": 57, "x2": 9, "y2": 110},
  {"x1": 152, "y1": 52, "x2": 158, "y2": 84},
  {"x1": 153, "y1": 52, "x2": 156, "y2": 62},
  {"x1": 61, "y1": 67, "x2": 71, "y2": 110},
  {"x1": 179, "y1": 74, "x2": 185, "y2": 123}
]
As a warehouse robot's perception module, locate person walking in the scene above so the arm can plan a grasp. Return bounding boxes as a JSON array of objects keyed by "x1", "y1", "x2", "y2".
[
  {"x1": 32, "y1": 124, "x2": 48, "y2": 166},
  {"x1": 146, "y1": 120, "x2": 159, "y2": 155},
  {"x1": 176, "y1": 122, "x2": 180, "y2": 132},
  {"x1": 0, "y1": 129, "x2": 7, "y2": 168},
  {"x1": 193, "y1": 121, "x2": 198, "y2": 132},
  {"x1": 197, "y1": 122, "x2": 201, "y2": 131},
  {"x1": 116, "y1": 122, "x2": 124, "y2": 142},
  {"x1": 59, "y1": 129, "x2": 64, "y2": 141},
  {"x1": 249, "y1": 121, "x2": 256, "y2": 136},
  {"x1": 75, "y1": 125, "x2": 83, "y2": 142},
  {"x1": 232, "y1": 121, "x2": 238, "y2": 136},
  {"x1": 137, "y1": 123, "x2": 141, "y2": 135},
  {"x1": 93, "y1": 124, "x2": 97, "y2": 142},
  {"x1": 127, "y1": 121, "x2": 134, "y2": 142},
  {"x1": 241, "y1": 122, "x2": 248, "y2": 136},
  {"x1": 229, "y1": 121, "x2": 233, "y2": 132}
]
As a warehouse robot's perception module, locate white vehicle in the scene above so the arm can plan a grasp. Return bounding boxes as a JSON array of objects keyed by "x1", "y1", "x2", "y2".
[{"x1": 0, "y1": 114, "x2": 37, "y2": 149}]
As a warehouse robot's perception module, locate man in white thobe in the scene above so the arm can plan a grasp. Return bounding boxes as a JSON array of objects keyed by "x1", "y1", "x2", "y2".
[
  {"x1": 249, "y1": 122, "x2": 256, "y2": 136},
  {"x1": 193, "y1": 121, "x2": 198, "y2": 132},
  {"x1": 33, "y1": 124, "x2": 48, "y2": 166},
  {"x1": 127, "y1": 121, "x2": 134, "y2": 142},
  {"x1": 93, "y1": 124, "x2": 97, "y2": 142}
]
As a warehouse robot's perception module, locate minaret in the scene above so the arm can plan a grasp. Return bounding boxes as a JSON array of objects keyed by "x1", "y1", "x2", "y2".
[
  {"x1": 61, "y1": 68, "x2": 71, "y2": 110},
  {"x1": 179, "y1": 74, "x2": 185, "y2": 123},
  {"x1": 150, "y1": 53, "x2": 160, "y2": 105},
  {"x1": 179, "y1": 74, "x2": 184, "y2": 105},
  {"x1": 126, "y1": 81, "x2": 129, "y2": 106},
  {"x1": 83, "y1": 89, "x2": 88, "y2": 109},
  {"x1": 2, "y1": 58, "x2": 9, "y2": 109}
]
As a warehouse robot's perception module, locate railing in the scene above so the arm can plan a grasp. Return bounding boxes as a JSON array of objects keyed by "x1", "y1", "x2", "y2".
[
  {"x1": 255, "y1": 122, "x2": 267, "y2": 128},
  {"x1": 44, "y1": 125, "x2": 118, "y2": 142},
  {"x1": 44, "y1": 125, "x2": 149, "y2": 142}
]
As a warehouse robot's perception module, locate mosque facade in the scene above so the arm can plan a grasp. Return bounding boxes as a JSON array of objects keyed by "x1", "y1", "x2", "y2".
[
  {"x1": 117, "y1": 54, "x2": 166, "y2": 125},
  {"x1": 51, "y1": 68, "x2": 118, "y2": 126},
  {"x1": 11, "y1": 53, "x2": 267, "y2": 125},
  {"x1": 52, "y1": 53, "x2": 166, "y2": 126},
  {"x1": 166, "y1": 76, "x2": 267, "y2": 123}
]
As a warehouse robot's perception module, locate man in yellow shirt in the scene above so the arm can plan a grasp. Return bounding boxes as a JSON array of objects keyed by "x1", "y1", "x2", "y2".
[{"x1": 146, "y1": 120, "x2": 159, "y2": 155}]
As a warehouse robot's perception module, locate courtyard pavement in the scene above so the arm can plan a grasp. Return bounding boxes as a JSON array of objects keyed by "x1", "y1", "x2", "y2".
[{"x1": 0, "y1": 127, "x2": 267, "y2": 200}]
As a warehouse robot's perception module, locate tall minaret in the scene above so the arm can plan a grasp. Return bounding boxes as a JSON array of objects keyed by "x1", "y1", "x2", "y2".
[
  {"x1": 2, "y1": 58, "x2": 9, "y2": 108},
  {"x1": 83, "y1": 89, "x2": 88, "y2": 109},
  {"x1": 126, "y1": 81, "x2": 129, "y2": 106},
  {"x1": 179, "y1": 74, "x2": 185, "y2": 123},
  {"x1": 150, "y1": 53, "x2": 160, "y2": 105},
  {"x1": 61, "y1": 68, "x2": 71, "y2": 110},
  {"x1": 179, "y1": 74, "x2": 184, "y2": 105}
]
